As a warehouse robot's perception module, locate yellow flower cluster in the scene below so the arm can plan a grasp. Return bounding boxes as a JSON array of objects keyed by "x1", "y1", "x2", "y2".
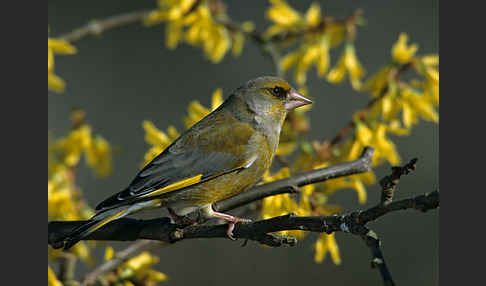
[
  {"x1": 260, "y1": 167, "x2": 343, "y2": 264},
  {"x1": 260, "y1": 33, "x2": 438, "y2": 265},
  {"x1": 267, "y1": 1, "x2": 363, "y2": 87},
  {"x1": 145, "y1": 0, "x2": 252, "y2": 62},
  {"x1": 49, "y1": 124, "x2": 113, "y2": 177},
  {"x1": 327, "y1": 44, "x2": 365, "y2": 90},
  {"x1": 48, "y1": 36, "x2": 76, "y2": 92},
  {"x1": 260, "y1": 168, "x2": 312, "y2": 237},
  {"x1": 48, "y1": 113, "x2": 113, "y2": 263},
  {"x1": 104, "y1": 249, "x2": 167, "y2": 286}
]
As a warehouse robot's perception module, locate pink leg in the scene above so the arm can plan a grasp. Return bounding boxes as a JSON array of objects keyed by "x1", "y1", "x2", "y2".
[{"x1": 209, "y1": 210, "x2": 252, "y2": 240}]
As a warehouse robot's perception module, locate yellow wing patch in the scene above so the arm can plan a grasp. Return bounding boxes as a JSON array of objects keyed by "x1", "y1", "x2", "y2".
[
  {"x1": 142, "y1": 174, "x2": 203, "y2": 198},
  {"x1": 91, "y1": 209, "x2": 127, "y2": 232}
]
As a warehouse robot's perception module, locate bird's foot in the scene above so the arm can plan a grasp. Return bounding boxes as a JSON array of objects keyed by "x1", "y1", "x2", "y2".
[{"x1": 209, "y1": 210, "x2": 252, "y2": 240}]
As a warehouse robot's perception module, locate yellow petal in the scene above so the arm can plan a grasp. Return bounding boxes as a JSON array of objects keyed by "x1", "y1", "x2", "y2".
[
  {"x1": 280, "y1": 51, "x2": 301, "y2": 72},
  {"x1": 344, "y1": 45, "x2": 365, "y2": 89},
  {"x1": 232, "y1": 32, "x2": 245, "y2": 57},
  {"x1": 211, "y1": 88, "x2": 223, "y2": 110},
  {"x1": 356, "y1": 123, "x2": 373, "y2": 145},
  {"x1": 327, "y1": 233, "x2": 341, "y2": 265},
  {"x1": 142, "y1": 120, "x2": 171, "y2": 147},
  {"x1": 48, "y1": 38, "x2": 77, "y2": 54},
  {"x1": 391, "y1": 33, "x2": 418, "y2": 63},
  {"x1": 409, "y1": 93, "x2": 439, "y2": 123},
  {"x1": 305, "y1": 2, "x2": 321, "y2": 26},
  {"x1": 267, "y1": 0, "x2": 302, "y2": 27},
  {"x1": 48, "y1": 72, "x2": 65, "y2": 92},
  {"x1": 347, "y1": 139, "x2": 363, "y2": 161},
  {"x1": 316, "y1": 39, "x2": 330, "y2": 76},
  {"x1": 48, "y1": 49, "x2": 54, "y2": 72},
  {"x1": 314, "y1": 233, "x2": 341, "y2": 265},
  {"x1": 327, "y1": 55, "x2": 346, "y2": 84},
  {"x1": 167, "y1": 125, "x2": 180, "y2": 139},
  {"x1": 351, "y1": 179, "x2": 367, "y2": 204},
  {"x1": 165, "y1": 20, "x2": 183, "y2": 49},
  {"x1": 104, "y1": 246, "x2": 114, "y2": 261},
  {"x1": 48, "y1": 266, "x2": 62, "y2": 286},
  {"x1": 402, "y1": 101, "x2": 417, "y2": 128},
  {"x1": 422, "y1": 54, "x2": 439, "y2": 66}
]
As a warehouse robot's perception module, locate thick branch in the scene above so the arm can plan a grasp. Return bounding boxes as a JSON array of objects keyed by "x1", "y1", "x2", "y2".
[{"x1": 49, "y1": 190, "x2": 438, "y2": 247}]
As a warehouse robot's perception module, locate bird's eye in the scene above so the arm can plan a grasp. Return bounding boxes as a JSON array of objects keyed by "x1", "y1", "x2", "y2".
[{"x1": 272, "y1": 86, "x2": 283, "y2": 96}]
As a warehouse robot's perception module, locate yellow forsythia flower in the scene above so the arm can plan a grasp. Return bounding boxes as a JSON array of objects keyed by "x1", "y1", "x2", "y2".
[
  {"x1": 265, "y1": 0, "x2": 303, "y2": 37},
  {"x1": 105, "y1": 246, "x2": 115, "y2": 261},
  {"x1": 48, "y1": 37, "x2": 76, "y2": 92},
  {"x1": 391, "y1": 33, "x2": 418, "y2": 63},
  {"x1": 85, "y1": 135, "x2": 112, "y2": 177},
  {"x1": 314, "y1": 233, "x2": 341, "y2": 265},
  {"x1": 146, "y1": 1, "x2": 234, "y2": 63},
  {"x1": 401, "y1": 88, "x2": 439, "y2": 123},
  {"x1": 48, "y1": 266, "x2": 62, "y2": 286},
  {"x1": 327, "y1": 44, "x2": 365, "y2": 90},
  {"x1": 281, "y1": 37, "x2": 330, "y2": 85}
]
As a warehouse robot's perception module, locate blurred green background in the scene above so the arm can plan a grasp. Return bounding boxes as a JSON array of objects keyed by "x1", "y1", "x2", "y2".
[{"x1": 48, "y1": 0, "x2": 438, "y2": 285}]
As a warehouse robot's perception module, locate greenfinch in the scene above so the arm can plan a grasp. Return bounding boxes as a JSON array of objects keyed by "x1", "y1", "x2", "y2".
[{"x1": 58, "y1": 76, "x2": 312, "y2": 250}]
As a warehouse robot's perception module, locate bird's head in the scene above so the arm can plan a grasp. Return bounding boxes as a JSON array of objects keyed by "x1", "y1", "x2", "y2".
[{"x1": 234, "y1": 76, "x2": 312, "y2": 118}]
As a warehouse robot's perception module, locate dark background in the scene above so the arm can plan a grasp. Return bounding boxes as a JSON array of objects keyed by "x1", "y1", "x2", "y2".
[{"x1": 48, "y1": 0, "x2": 438, "y2": 285}]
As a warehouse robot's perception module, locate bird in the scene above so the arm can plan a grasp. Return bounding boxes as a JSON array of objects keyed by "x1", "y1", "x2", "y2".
[{"x1": 57, "y1": 76, "x2": 312, "y2": 250}]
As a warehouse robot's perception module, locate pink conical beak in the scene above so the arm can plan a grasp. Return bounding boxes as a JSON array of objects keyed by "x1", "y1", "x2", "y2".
[{"x1": 285, "y1": 90, "x2": 313, "y2": 110}]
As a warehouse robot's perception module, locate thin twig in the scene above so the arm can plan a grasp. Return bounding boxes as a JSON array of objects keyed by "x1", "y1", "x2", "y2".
[
  {"x1": 379, "y1": 158, "x2": 418, "y2": 205},
  {"x1": 59, "y1": 10, "x2": 151, "y2": 43},
  {"x1": 362, "y1": 229, "x2": 395, "y2": 286}
]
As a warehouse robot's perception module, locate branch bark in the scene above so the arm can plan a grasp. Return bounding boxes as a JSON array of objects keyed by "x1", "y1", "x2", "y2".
[
  {"x1": 49, "y1": 189, "x2": 438, "y2": 247},
  {"x1": 59, "y1": 10, "x2": 151, "y2": 43}
]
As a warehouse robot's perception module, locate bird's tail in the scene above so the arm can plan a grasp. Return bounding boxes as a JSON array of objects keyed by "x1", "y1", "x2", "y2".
[{"x1": 60, "y1": 206, "x2": 131, "y2": 250}]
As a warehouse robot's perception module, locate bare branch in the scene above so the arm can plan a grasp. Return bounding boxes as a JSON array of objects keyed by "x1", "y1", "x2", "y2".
[{"x1": 59, "y1": 10, "x2": 151, "y2": 43}]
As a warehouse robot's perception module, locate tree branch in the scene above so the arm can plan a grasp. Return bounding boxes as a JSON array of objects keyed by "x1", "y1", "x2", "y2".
[
  {"x1": 59, "y1": 10, "x2": 151, "y2": 43},
  {"x1": 48, "y1": 190, "x2": 439, "y2": 247},
  {"x1": 49, "y1": 146, "x2": 374, "y2": 247}
]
